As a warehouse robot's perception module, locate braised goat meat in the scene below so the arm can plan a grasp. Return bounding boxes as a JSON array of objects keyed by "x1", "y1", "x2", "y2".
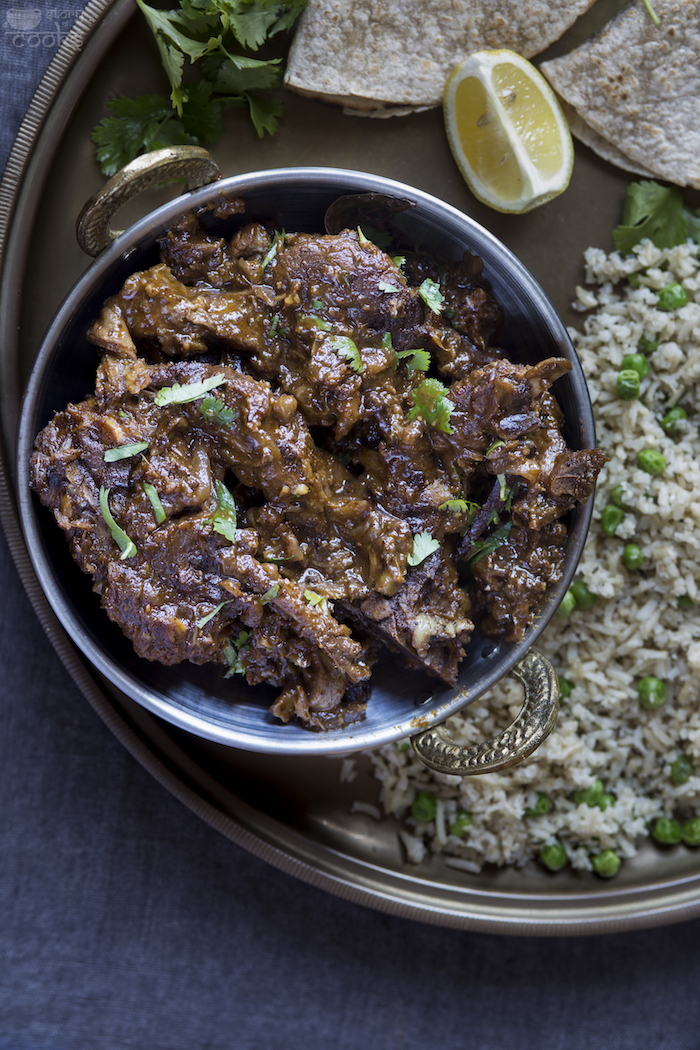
[{"x1": 29, "y1": 212, "x2": 603, "y2": 730}]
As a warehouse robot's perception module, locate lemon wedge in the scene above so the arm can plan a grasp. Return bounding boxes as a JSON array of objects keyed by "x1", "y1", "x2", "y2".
[{"x1": 444, "y1": 50, "x2": 574, "y2": 214}]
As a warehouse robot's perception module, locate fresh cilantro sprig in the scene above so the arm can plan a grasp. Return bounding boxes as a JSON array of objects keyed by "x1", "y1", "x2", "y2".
[
  {"x1": 142, "y1": 481, "x2": 167, "y2": 523},
  {"x1": 407, "y1": 378, "x2": 454, "y2": 434},
  {"x1": 91, "y1": 0, "x2": 307, "y2": 174},
  {"x1": 407, "y1": 532, "x2": 440, "y2": 567},
  {"x1": 613, "y1": 180, "x2": 700, "y2": 254},
  {"x1": 196, "y1": 599, "x2": 230, "y2": 628}
]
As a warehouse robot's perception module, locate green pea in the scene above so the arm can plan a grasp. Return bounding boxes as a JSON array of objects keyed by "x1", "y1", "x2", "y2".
[
  {"x1": 591, "y1": 849, "x2": 622, "y2": 878},
  {"x1": 539, "y1": 840, "x2": 568, "y2": 872},
  {"x1": 623, "y1": 544, "x2": 644, "y2": 570},
  {"x1": 524, "y1": 792, "x2": 552, "y2": 818},
  {"x1": 573, "y1": 778, "x2": 604, "y2": 807},
  {"x1": 638, "y1": 676, "x2": 666, "y2": 709},
  {"x1": 638, "y1": 335, "x2": 659, "y2": 355},
  {"x1": 617, "y1": 369, "x2": 640, "y2": 401},
  {"x1": 556, "y1": 589, "x2": 576, "y2": 617},
  {"x1": 660, "y1": 405, "x2": 688, "y2": 433},
  {"x1": 597, "y1": 793, "x2": 616, "y2": 811},
  {"x1": 657, "y1": 283, "x2": 688, "y2": 310},
  {"x1": 558, "y1": 676, "x2": 574, "y2": 699},
  {"x1": 627, "y1": 272, "x2": 641, "y2": 288},
  {"x1": 449, "y1": 810, "x2": 473, "y2": 837},
  {"x1": 670, "y1": 755, "x2": 693, "y2": 784},
  {"x1": 411, "y1": 790, "x2": 437, "y2": 823},
  {"x1": 621, "y1": 353, "x2": 650, "y2": 379},
  {"x1": 396, "y1": 740, "x2": 410, "y2": 752},
  {"x1": 638, "y1": 449, "x2": 666, "y2": 476},
  {"x1": 651, "y1": 817, "x2": 682, "y2": 845},
  {"x1": 611, "y1": 485, "x2": 631, "y2": 510},
  {"x1": 681, "y1": 819, "x2": 700, "y2": 847},
  {"x1": 570, "y1": 580, "x2": 598, "y2": 609},
  {"x1": 600, "y1": 504, "x2": 625, "y2": 536},
  {"x1": 677, "y1": 596, "x2": 694, "y2": 609}
]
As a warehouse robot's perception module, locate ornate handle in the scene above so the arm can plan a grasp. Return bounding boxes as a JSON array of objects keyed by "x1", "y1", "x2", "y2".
[
  {"x1": 410, "y1": 649, "x2": 559, "y2": 776},
  {"x1": 76, "y1": 146, "x2": 221, "y2": 257}
]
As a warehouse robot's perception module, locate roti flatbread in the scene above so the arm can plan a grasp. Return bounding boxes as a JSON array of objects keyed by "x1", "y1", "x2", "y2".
[
  {"x1": 541, "y1": 0, "x2": 700, "y2": 189},
  {"x1": 559, "y1": 99, "x2": 657, "y2": 178},
  {"x1": 284, "y1": 0, "x2": 598, "y2": 115}
]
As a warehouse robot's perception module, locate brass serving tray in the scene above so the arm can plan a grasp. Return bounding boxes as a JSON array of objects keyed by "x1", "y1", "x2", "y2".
[{"x1": 4, "y1": 0, "x2": 700, "y2": 935}]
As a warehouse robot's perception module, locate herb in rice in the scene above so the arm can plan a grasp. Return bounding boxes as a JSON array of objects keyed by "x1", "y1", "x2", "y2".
[{"x1": 364, "y1": 234, "x2": 700, "y2": 876}]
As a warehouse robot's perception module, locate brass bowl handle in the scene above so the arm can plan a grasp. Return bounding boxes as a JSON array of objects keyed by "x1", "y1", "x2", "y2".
[
  {"x1": 76, "y1": 146, "x2": 221, "y2": 257},
  {"x1": 410, "y1": 649, "x2": 559, "y2": 776}
]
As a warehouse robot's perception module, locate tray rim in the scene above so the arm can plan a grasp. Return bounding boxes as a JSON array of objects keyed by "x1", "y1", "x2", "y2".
[{"x1": 3, "y1": 0, "x2": 700, "y2": 936}]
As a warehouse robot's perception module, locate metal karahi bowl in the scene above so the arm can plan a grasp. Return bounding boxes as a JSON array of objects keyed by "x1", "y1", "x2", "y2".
[{"x1": 16, "y1": 149, "x2": 596, "y2": 768}]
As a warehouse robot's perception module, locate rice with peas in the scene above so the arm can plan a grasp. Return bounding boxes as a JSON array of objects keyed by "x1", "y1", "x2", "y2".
[{"x1": 363, "y1": 237, "x2": 700, "y2": 874}]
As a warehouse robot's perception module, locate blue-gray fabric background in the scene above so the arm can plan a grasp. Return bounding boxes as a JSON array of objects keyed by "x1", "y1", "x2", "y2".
[{"x1": 1, "y1": 5, "x2": 700, "y2": 1047}]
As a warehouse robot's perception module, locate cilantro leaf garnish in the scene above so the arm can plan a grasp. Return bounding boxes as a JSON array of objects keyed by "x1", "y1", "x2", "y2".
[
  {"x1": 407, "y1": 532, "x2": 440, "y2": 567},
  {"x1": 468, "y1": 521, "x2": 512, "y2": 566},
  {"x1": 485, "y1": 438, "x2": 505, "y2": 455},
  {"x1": 613, "y1": 181, "x2": 689, "y2": 253},
  {"x1": 330, "y1": 336, "x2": 364, "y2": 374},
  {"x1": 196, "y1": 600, "x2": 230, "y2": 629},
  {"x1": 418, "y1": 278, "x2": 444, "y2": 315},
  {"x1": 104, "y1": 440, "x2": 149, "y2": 462},
  {"x1": 224, "y1": 630, "x2": 251, "y2": 677},
  {"x1": 99, "y1": 486, "x2": 137, "y2": 560},
  {"x1": 200, "y1": 395, "x2": 237, "y2": 426},
  {"x1": 396, "y1": 348, "x2": 430, "y2": 372},
  {"x1": 209, "y1": 479, "x2": 237, "y2": 542},
  {"x1": 381, "y1": 332, "x2": 393, "y2": 349},
  {"x1": 304, "y1": 589, "x2": 329, "y2": 613},
  {"x1": 407, "y1": 378, "x2": 454, "y2": 433},
  {"x1": 378, "y1": 280, "x2": 400, "y2": 293},
  {"x1": 154, "y1": 373, "x2": 226, "y2": 406},
  {"x1": 438, "y1": 499, "x2": 478, "y2": 518},
  {"x1": 642, "y1": 0, "x2": 661, "y2": 25},
  {"x1": 142, "y1": 481, "x2": 166, "y2": 524},
  {"x1": 261, "y1": 584, "x2": 279, "y2": 604}
]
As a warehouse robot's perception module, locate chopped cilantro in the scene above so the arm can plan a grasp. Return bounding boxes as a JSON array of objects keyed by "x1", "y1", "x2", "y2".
[
  {"x1": 261, "y1": 584, "x2": 279, "y2": 604},
  {"x1": 438, "y1": 499, "x2": 478, "y2": 519},
  {"x1": 381, "y1": 332, "x2": 393, "y2": 349},
  {"x1": 392, "y1": 255, "x2": 406, "y2": 269},
  {"x1": 407, "y1": 532, "x2": 440, "y2": 566},
  {"x1": 378, "y1": 280, "x2": 400, "y2": 293},
  {"x1": 154, "y1": 373, "x2": 226, "y2": 407},
  {"x1": 304, "y1": 589, "x2": 328, "y2": 613},
  {"x1": 497, "y1": 473, "x2": 508, "y2": 502},
  {"x1": 357, "y1": 226, "x2": 370, "y2": 245},
  {"x1": 199, "y1": 395, "x2": 237, "y2": 427},
  {"x1": 209, "y1": 479, "x2": 237, "y2": 542},
  {"x1": 261, "y1": 229, "x2": 284, "y2": 270},
  {"x1": 98, "y1": 486, "x2": 137, "y2": 560},
  {"x1": 196, "y1": 600, "x2": 230, "y2": 629},
  {"x1": 104, "y1": 440, "x2": 149, "y2": 462},
  {"x1": 407, "y1": 378, "x2": 454, "y2": 433},
  {"x1": 418, "y1": 278, "x2": 444, "y2": 315},
  {"x1": 485, "y1": 438, "x2": 505, "y2": 455},
  {"x1": 468, "y1": 521, "x2": 512, "y2": 566},
  {"x1": 396, "y1": 348, "x2": 430, "y2": 372},
  {"x1": 330, "y1": 336, "x2": 364, "y2": 374},
  {"x1": 142, "y1": 481, "x2": 166, "y2": 524},
  {"x1": 224, "y1": 630, "x2": 251, "y2": 677}
]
